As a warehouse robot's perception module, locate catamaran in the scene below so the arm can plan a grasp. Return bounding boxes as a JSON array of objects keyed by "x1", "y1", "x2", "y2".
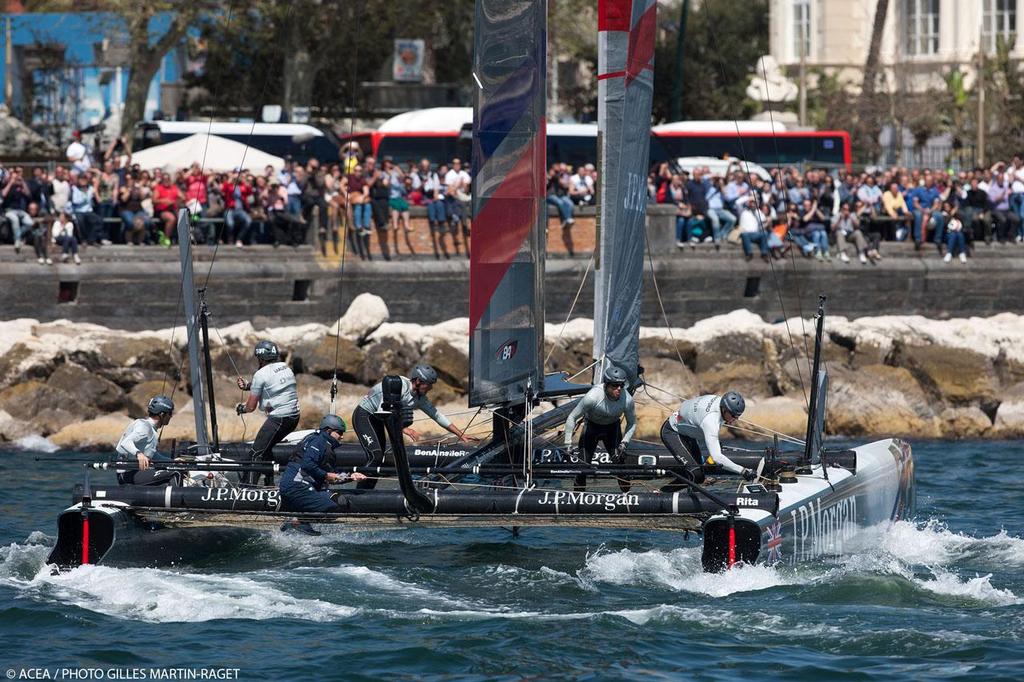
[{"x1": 47, "y1": 0, "x2": 913, "y2": 573}]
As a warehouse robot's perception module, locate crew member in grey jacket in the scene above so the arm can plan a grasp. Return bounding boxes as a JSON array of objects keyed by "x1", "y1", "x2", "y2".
[{"x1": 563, "y1": 365, "x2": 636, "y2": 491}]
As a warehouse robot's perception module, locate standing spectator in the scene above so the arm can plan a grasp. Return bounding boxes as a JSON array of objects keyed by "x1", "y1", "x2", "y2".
[
  {"x1": 365, "y1": 155, "x2": 391, "y2": 260},
  {"x1": 97, "y1": 160, "x2": 119, "y2": 241},
  {"x1": 152, "y1": 173, "x2": 181, "y2": 246},
  {"x1": 444, "y1": 158, "x2": 472, "y2": 255},
  {"x1": 70, "y1": 172, "x2": 103, "y2": 246},
  {"x1": 65, "y1": 130, "x2": 92, "y2": 174},
  {"x1": 2, "y1": 167, "x2": 33, "y2": 253},
  {"x1": 27, "y1": 167, "x2": 52, "y2": 214},
  {"x1": 50, "y1": 166, "x2": 71, "y2": 214},
  {"x1": 341, "y1": 142, "x2": 362, "y2": 174},
  {"x1": 345, "y1": 163, "x2": 372, "y2": 260},
  {"x1": 52, "y1": 210, "x2": 80, "y2": 264}
]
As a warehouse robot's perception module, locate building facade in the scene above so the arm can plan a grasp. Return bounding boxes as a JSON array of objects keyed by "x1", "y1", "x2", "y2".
[{"x1": 769, "y1": 0, "x2": 1018, "y2": 92}]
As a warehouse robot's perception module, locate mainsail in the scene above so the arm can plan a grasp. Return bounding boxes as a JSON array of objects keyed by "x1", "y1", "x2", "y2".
[
  {"x1": 176, "y1": 209, "x2": 210, "y2": 454},
  {"x1": 592, "y1": 0, "x2": 656, "y2": 386},
  {"x1": 468, "y1": 0, "x2": 547, "y2": 407}
]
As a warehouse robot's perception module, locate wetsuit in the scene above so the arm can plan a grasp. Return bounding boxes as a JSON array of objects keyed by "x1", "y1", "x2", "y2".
[
  {"x1": 280, "y1": 428, "x2": 354, "y2": 512},
  {"x1": 352, "y1": 376, "x2": 451, "y2": 489},
  {"x1": 115, "y1": 417, "x2": 179, "y2": 486},
  {"x1": 662, "y1": 394, "x2": 745, "y2": 485},
  {"x1": 564, "y1": 383, "x2": 637, "y2": 490},
  {"x1": 246, "y1": 361, "x2": 300, "y2": 485}
]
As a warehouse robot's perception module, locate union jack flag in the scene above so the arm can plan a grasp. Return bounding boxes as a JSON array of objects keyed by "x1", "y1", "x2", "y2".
[{"x1": 765, "y1": 520, "x2": 784, "y2": 564}]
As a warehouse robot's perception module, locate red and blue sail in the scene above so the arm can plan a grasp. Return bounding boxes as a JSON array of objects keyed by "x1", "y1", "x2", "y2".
[{"x1": 469, "y1": 0, "x2": 547, "y2": 406}]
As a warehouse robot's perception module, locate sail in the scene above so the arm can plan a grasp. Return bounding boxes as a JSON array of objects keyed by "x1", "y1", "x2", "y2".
[
  {"x1": 175, "y1": 209, "x2": 210, "y2": 454},
  {"x1": 468, "y1": 0, "x2": 547, "y2": 407},
  {"x1": 592, "y1": 0, "x2": 656, "y2": 386}
]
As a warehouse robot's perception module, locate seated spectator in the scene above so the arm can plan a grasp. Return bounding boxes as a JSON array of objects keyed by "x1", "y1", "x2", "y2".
[
  {"x1": 70, "y1": 172, "x2": 105, "y2": 246},
  {"x1": 704, "y1": 174, "x2": 737, "y2": 246},
  {"x1": 797, "y1": 198, "x2": 830, "y2": 260},
  {"x1": 546, "y1": 163, "x2": 575, "y2": 228},
  {"x1": 152, "y1": 173, "x2": 181, "y2": 246},
  {"x1": 570, "y1": 164, "x2": 595, "y2": 205},
  {"x1": 737, "y1": 200, "x2": 773, "y2": 261},
  {"x1": 960, "y1": 177, "x2": 991, "y2": 244},
  {"x1": 831, "y1": 203, "x2": 869, "y2": 264},
  {"x1": 987, "y1": 172, "x2": 1020, "y2": 243},
  {"x1": 882, "y1": 182, "x2": 913, "y2": 241},
  {"x1": 27, "y1": 202, "x2": 51, "y2": 264},
  {"x1": 117, "y1": 177, "x2": 150, "y2": 244},
  {"x1": 2, "y1": 166, "x2": 33, "y2": 253},
  {"x1": 942, "y1": 202, "x2": 968, "y2": 264},
  {"x1": 222, "y1": 171, "x2": 253, "y2": 246},
  {"x1": 52, "y1": 210, "x2": 80, "y2": 264}
]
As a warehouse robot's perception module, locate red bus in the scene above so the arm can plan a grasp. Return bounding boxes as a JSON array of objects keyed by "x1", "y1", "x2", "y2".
[{"x1": 342, "y1": 108, "x2": 852, "y2": 170}]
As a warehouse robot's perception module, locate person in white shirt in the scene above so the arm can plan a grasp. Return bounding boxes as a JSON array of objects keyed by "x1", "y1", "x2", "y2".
[
  {"x1": 443, "y1": 158, "x2": 472, "y2": 252},
  {"x1": 65, "y1": 131, "x2": 91, "y2": 174},
  {"x1": 235, "y1": 340, "x2": 300, "y2": 485},
  {"x1": 661, "y1": 391, "x2": 754, "y2": 488},
  {"x1": 51, "y1": 210, "x2": 81, "y2": 264},
  {"x1": 115, "y1": 395, "x2": 178, "y2": 486}
]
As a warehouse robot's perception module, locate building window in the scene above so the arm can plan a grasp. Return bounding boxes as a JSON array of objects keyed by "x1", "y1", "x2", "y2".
[
  {"x1": 983, "y1": 0, "x2": 1017, "y2": 52},
  {"x1": 793, "y1": 0, "x2": 811, "y2": 59},
  {"x1": 905, "y1": 0, "x2": 940, "y2": 56}
]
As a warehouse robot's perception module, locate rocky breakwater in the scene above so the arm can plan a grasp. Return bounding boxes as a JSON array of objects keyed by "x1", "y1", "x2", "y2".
[{"x1": 3, "y1": 296, "x2": 1024, "y2": 450}]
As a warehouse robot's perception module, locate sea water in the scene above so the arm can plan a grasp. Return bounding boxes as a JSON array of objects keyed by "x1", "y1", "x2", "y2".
[{"x1": 1, "y1": 441, "x2": 1022, "y2": 680}]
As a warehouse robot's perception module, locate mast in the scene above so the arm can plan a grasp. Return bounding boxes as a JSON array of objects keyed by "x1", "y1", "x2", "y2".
[
  {"x1": 176, "y1": 209, "x2": 210, "y2": 455},
  {"x1": 802, "y1": 295, "x2": 827, "y2": 465},
  {"x1": 468, "y1": 0, "x2": 547, "y2": 408},
  {"x1": 593, "y1": 0, "x2": 657, "y2": 387}
]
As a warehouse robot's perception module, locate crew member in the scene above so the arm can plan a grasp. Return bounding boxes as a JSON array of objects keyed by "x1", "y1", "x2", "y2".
[
  {"x1": 279, "y1": 414, "x2": 367, "y2": 535},
  {"x1": 563, "y1": 365, "x2": 636, "y2": 491},
  {"x1": 352, "y1": 364, "x2": 471, "y2": 489},
  {"x1": 662, "y1": 390, "x2": 755, "y2": 487},
  {"x1": 116, "y1": 395, "x2": 179, "y2": 486},
  {"x1": 236, "y1": 340, "x2": 300, "y2": 486}
]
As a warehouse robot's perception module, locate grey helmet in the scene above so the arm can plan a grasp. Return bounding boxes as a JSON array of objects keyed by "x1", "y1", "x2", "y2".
[
  {"x1": 410, "y1": 364, "x2": 438, "y2": 385},
  {"x1": 254, "y1": 339, "x2": 279, "y2": 362},
  {"x1": 721, "y1": 391, "x2": 746, "y2": 418},
  {"x1": 602, "y1": 365, "x2": 628, "y2": 386},
  {"x1": 147, "y1": 395, "x2": 175, "y2": 416},
  {"x1": 319, "y1": 414, "x2": 347, "y2": 434}
]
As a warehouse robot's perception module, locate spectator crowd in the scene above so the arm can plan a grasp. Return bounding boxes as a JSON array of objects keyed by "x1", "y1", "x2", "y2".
[
  {"x1": 652, "y1": 158, "x2": 1024, "y2": 265},
  {"x1": 7, "y1": 129, "x2": 1024, "y2": 268}
]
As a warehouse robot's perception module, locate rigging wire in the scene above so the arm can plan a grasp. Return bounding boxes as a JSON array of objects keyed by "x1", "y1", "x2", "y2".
[
  {"x1": 328, "y1": 2, "x2": 366, "y2": 412},
  {"x1": 643, "y1": 234, "x2": 689, "y2": 373},
  {"x1": 698, "y1": 0, "x2": 811, "y2": 408},
  {"x1": 544, "y1": 255, "x2": 594, "y2": 366}
]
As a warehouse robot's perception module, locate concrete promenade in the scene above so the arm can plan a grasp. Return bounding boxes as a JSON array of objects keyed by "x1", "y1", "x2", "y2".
[{"x1": 2, "y1": 205, "x2": 1022, "y2": 330}]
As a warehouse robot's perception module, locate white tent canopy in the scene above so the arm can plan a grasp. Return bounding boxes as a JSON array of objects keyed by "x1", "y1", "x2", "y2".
[{"x1": 128, "y1": 134, "x2": 285, "y2": 173}]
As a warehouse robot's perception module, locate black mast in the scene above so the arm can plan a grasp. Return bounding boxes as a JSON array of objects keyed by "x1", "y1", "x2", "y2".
[{"x1": 802, "y1": 295, "x2": 827, "y2": 465}]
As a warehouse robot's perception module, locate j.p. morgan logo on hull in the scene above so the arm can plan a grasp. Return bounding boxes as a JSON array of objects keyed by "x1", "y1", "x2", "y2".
[
  {"x1": 200, "y1": 486, "x2": 281, "y2": 508},
  {"x1": 495, "y1": 339, "x2": 518, "y2": 362},
  {"x1": 538, "y1": 490, "x2": 639, "y2": 511}
]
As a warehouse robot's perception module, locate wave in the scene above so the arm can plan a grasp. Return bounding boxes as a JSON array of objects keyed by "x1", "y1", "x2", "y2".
[{"x1": 11, "y1": 435, "x2": 59, "y2": 453}]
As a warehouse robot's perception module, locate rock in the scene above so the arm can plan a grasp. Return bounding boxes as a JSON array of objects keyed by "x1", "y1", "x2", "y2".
[
  {"x1": 0, "y1": 342, "x2": 58, "y2": 389},
  {"x1": 737, "y1": 396, "x2": 808, "y2": 439},
  {"x1": 421, "y1": 340, "x2": 468, "y2": 392},
  {"x1": 332, "y1": 293, "x2": 389, "y2": 342},
  {"x1": 827, "y1": 365, "x2": 941, "y2": 437},
  {"x1": 95, "y1": 367, "x2": 166, "y2": 391},
  {"x1": 50, "y1": 413, "x2": 134, "y2": 450},
  {"x1": 360, "y1": 337, "x2": 420, "y2": 385},
  {"x1": 638, "y1": 336, "x2": 697, "y2": 371},
  {"x1": 47, "y1": 364, "x2": 127, "y2": 413},
  {"x1": 128, "y1": 380, "x2": 188, "y2": 415},
  {"x1": 640, "y1": 358, "x2": 700, "y2": 405},
  {"x1": 290, "y1": 335, "x2": 365, "y2": 381},
  {"x1": 693, "y1": 331, "x2": 772, "y2": 397},
  {"x1": 938, "y1": 406, "x2": 992, "y2": 438},
  {"x1": 208, "y1": 345, "x2": 254, "y2": 376},
  {"x1": 98, "y1": 337, "x2": 179, "y2": 374},
  {"x1": 887, "y1": 341, "x2": 999, "y2": 407},
  {"x1": 991, "y1": 382, "x2": 1024, "y2": 437},
  {"x1": 0, "y1": 408, "x2": 31, "y2": 441},
  {"x1": 29, "y1": 408, "x2": 78, "y2": 437},
  {"x1": 0, "y1": 380, "x2": 80, "y2": 422}
]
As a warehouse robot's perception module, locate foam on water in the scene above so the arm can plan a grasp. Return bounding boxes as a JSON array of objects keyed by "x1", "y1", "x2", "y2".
[
  {"x1": 879, "y1": 519, "x2": 1024, "y2": 568},
  {"x1": 12, "y1": 435, "x2": 59, "y2": 453},
  {"x1": 326, "y1": 564, "x2": 479, "y2": 610},
  {"x1": 581, "y1": 546, "x2": 797, "y2": 596}
]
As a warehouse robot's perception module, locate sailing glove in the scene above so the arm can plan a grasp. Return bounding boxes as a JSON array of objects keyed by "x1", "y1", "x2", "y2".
[
  {"x1": 614, "y1": 442, "x2": 628, "y2": 463},
  {"x1": 235, "y1": 402, "x2": 246, "y2": 415},
  {"x1": 741, "y1": 468, "x2": 756, "y2": 482}
]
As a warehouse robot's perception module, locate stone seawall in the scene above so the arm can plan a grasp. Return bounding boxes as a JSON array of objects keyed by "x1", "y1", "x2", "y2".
[
  {"x1": 3, "y1": 295, "x2": 1024, "y2": 450},
  {"x1": 2, "y1": 203, "x2": 1023, "y2": 330}
]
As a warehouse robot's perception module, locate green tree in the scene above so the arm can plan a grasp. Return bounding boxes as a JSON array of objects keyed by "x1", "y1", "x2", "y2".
[{"x1": 652, "y1": 0, "x2": 768, "y2": 123}]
